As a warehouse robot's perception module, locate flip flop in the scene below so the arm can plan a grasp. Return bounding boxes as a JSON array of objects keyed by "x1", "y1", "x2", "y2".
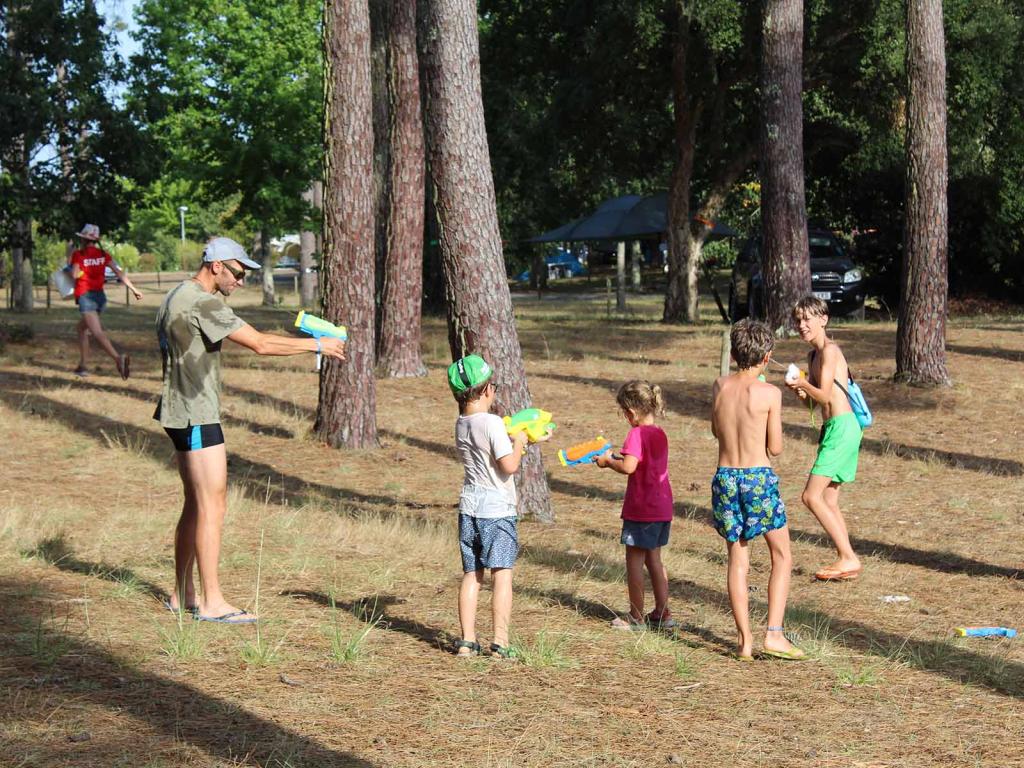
[
  {"x1": 73, "y1": 366, "x2": 89, "y2": 378},
  {"x1": 814, "y1": 567, "x2": 861, "y2": 582},
  {"x1": 732, "y1": 653, "x2": 755, "y2": 662},
  {"x1": 761, "y1": 648, "x2": 808, "y2": 661},
  {"x1": 163, "y1": 598, "x2": 198, "y2": 616},
  {"x1": 194, "y1": 610, "x2": 257, "y2": 624}
]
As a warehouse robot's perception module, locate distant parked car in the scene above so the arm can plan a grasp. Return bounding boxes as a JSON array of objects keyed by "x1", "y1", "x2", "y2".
[
  {"x1": 104, "y1": 266, "x2": 119, "y2": 283},
  {"x1": 275, "y1": 256, "x2": 300, "y2": 270},
  {"x1": 516, "y1": 248, "x2": 588, "y2": 282},
  {"x1": 729, "y1": 228, "x2": 866, "y2": 321}
]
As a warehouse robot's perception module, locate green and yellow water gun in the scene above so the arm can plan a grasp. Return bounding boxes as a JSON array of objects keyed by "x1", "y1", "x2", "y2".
[{"x1": 503, "y1": 408, "x2": 556, "y2": 443}]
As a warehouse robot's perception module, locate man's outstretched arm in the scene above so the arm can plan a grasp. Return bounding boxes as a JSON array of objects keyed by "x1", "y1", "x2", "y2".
[{"x1": 228, "y1": 323, "x2": 346, "y2": 360}]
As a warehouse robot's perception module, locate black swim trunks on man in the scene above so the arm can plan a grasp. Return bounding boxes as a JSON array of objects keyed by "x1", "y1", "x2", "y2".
[{"x1": 164, "y1": 423, "x2": 225, "y2": 453}]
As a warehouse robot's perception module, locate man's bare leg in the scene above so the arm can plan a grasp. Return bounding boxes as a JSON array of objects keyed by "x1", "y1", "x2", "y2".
[
  {"x1": 726, "y1": 539, "x2": 753, "y2": 658},
  {"x1": 169, "y1": 455, "x2": 198, "y2": 611},
  {"x1": 491, "y1": 567, "x2": 513, "y2": 649},
  {"x1": 177, "y1": 444, "x2": 253, "y2": 619},
  {"x1": 801, "y1": 474, "x2": 860, "y2": 574},
  {"x1": 762, "y1": 527, "x2": 800, "y2": 655}
]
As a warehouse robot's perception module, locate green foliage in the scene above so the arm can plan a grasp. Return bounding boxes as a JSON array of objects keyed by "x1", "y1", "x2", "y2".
[
  {"x1": 0, "y1": 0, "x2": 150, "y2": 248},
  {"x1": 130, "y1": 0, "x2": 322, "y2": 237}
]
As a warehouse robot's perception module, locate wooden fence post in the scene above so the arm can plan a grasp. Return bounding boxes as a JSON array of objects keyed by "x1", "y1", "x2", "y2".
[{"x1": 719, "y1": 329, "x2": 731, "y2": 377}]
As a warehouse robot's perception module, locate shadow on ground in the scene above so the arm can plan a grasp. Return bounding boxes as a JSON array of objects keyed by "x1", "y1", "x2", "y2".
[{"x1": 0, "y1": 579, "x2": 374, "y2": 767}]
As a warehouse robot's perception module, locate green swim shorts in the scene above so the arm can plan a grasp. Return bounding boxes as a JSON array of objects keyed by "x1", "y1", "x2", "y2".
[{"x1": 811, "y1": 411, "x2": 862, "y2": 484}]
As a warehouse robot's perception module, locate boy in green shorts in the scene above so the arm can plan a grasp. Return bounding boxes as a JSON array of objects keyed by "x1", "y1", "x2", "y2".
[{"x1": 786, "y1": 297, "x2": 863, "y2": 582}]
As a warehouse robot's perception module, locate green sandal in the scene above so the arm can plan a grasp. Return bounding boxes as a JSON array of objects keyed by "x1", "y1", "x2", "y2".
[
  {"x1": 454, "y1": 639, "x2": 481, "y2": 657},
  {"x1": 489, "y1": 643, "x2": 515, "y2": 659}
]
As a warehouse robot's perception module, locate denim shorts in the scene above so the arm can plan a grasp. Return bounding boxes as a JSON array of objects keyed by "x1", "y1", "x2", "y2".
[
  {"x1": 77, "y1": 290, "x2": 107, "y2": 314},
  {"x1": 620, "y1": 519, "x2": 671, "y2": 550},
  {"x1": 458, "y1": 514, "x2": 518, "y2": 572}
]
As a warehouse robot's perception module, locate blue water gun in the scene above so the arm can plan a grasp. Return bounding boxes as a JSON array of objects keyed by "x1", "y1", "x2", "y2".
[
  {"x1": 294, "y1": 311, "x2": 347, "y2": 370},
  {"x1": 954, "y1": 627, "x2": 1017, "y2": 638}
]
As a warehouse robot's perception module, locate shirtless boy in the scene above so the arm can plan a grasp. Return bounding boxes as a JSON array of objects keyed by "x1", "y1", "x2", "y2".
[
  {"x1": 786, "y1": 296, "x2": 863, "y2": 582},
  {"x1": 711, "y1": 319, "x2": 804, "y2": 661}
]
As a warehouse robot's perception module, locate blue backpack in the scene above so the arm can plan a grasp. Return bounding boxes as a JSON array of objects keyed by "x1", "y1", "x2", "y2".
[{"x1": 836, "y1": 374, "x2": 872, "y2": 429}]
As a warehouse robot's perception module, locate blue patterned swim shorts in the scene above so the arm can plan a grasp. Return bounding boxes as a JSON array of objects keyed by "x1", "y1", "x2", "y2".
[
  {"x1": 458, "y1": 514, "x2": 518, "y2": 572},
  {"x1": 711, "y1": 467, "x2": 787, "y2": 543}
]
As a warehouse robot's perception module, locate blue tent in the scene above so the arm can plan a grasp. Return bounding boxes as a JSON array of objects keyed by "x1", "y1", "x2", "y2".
[{"x1": 528, "y1": 192, "x2": 738, "y2": 242}]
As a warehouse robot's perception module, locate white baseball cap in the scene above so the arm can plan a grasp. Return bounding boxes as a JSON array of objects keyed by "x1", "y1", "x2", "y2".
[
  {"x1": 77, "y1": 224, "x2": 101, "y2": 241},
  {"x1": 202, "y1": 237, "x2": 261, "y2": 269}
]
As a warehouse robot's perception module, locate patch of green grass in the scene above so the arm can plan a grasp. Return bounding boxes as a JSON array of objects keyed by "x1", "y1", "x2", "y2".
[
  {"x1": 834, "y1": 663, "x2": 883, "y2": 688},
  {"x1": 240, "y1": 631, "x2": 286, "y2": 667},
  {"x1": 673, "y1": 650, "x2": 698, "y2": 679},
  {"x1": 156, "y1": 615, "x2": 205, "y2": 660},
  {"x1": 23, "y1": 612, "x2": 72, "y2": 666},
  {"x1": 509, "y1": 629, "x2": 577, "y2": 669},
  {"x1": 326, "y1": 615, "x2": 379, "y2": 664}
]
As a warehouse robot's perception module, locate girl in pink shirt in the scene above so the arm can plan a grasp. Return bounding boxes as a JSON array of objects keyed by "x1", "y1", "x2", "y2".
[{"x1": 596, "y1": 380, "x2": 676, "y2": 630}]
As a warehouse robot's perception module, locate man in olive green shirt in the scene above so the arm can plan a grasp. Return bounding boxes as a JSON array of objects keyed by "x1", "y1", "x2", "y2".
[{"x1": 157, "y1": 237, "x2": 345, "y2": 624}]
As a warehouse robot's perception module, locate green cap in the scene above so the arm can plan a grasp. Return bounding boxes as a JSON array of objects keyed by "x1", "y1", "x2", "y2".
[{"x1": 447, "y1": 354, "x2": 493, "y2": 394}]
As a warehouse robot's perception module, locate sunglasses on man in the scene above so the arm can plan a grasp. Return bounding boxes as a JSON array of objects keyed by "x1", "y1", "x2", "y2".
[{"x1": 221, "y1": 261, "x2": 246, "y2": 280}]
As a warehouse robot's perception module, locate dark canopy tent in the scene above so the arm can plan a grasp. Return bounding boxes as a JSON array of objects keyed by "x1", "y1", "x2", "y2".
[{"x1": 528, "y1": 193, "x2": 737, "y2": 242}]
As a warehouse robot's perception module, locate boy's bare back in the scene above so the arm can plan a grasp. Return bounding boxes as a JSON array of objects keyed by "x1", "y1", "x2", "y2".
[{"x1": 712, "y1": 374, "x2": 783, "y2": 468}]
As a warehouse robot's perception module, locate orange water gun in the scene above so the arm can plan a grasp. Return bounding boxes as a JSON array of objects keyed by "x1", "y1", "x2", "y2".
[{"x1": 558, "y1": 437, "x2": 612, "y2": 467}]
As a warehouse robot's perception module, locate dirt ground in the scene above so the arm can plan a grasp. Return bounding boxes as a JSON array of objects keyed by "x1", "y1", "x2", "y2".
[{"x1": 1, "y1": 281, "x2": 1022, "y2": 768}]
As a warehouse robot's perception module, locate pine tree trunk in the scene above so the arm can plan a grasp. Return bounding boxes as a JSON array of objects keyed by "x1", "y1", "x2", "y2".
[
  {"x1": 299, "y1": 186, "x2": 318, "y2": 307},
  {"x1": 419, "y1": 0, "x2": 552, "y2": 521},
  {"x1": 760, "y1": 0, "x2": 810, "y2": 333},
  {"x1": 316, "y1": 0, "x2": 379, "y2": 448},
  {"x1": 377, "y1": 0, "x2": 427, "y2": 378},
  {"x1": 259, "y1": 229, "x2": 275, "y2": 307},
  {"x1": 615, "y1": 241, "x2": 627, "y2": 311},
  {"x1": 11, "y1": 218, "x2": 34, "y2": 313},
  {"x1": 664, "y1": 2, "x2": 699, "y2": 324},
  {"x1": 631, "y1": 240, "x2": 642, "y2": 292},
  {"x1": 897, "y1": 0, "x2": 950, "y2": 386}
]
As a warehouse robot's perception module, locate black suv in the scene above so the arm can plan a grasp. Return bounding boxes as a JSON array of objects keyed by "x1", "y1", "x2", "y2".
[{"x1": 729, "y1": 228, "x2": 866, "y2": 320}]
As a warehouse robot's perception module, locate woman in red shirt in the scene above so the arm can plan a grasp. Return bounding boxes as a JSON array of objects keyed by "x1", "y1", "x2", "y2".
[{"x1": 68, "y1": 224, "x2": 142, "y2": 378}]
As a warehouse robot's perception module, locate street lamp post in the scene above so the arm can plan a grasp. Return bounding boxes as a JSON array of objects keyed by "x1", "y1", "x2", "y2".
[{"x1": 178, "y1": 206, "x2": 188, "y2": 242}]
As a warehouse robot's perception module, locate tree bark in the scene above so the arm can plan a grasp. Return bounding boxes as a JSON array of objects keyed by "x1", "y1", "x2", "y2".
[
  {"x1": 259, "y1": 229, "x2": 275, "y2": 307},
  {"x1": 11, "y1": 217, "x2": 34, "y2": 313},
  {"x1": 897, "y1": 0, "x2": 950, "y2": 386},
  {"x1": 316, "y1": 0, "x2": 379, "y2": 448},
  {"x1": 299, "y1": 186, "x2": 318, "y2": 307},
  {"x1": 630, "y1": 240, "x2": 642, "y2": 292},
  {"x1": 760, "y1": 0, "x2": 811, "y2": 333},
  {"x1": 615, "y1": 241, "x2": 627, "y2": 310},
  {"x1": 664, "y1": 2, "x2": 699, "y2": 324},
  {"x1": 377, "y1": 0, "x2": 427, "y2": 378},
  {"x1": 419, "y1": 0, "x2": 552, "y2": 521}
]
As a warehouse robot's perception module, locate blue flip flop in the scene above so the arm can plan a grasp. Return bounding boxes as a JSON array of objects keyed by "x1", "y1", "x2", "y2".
[
  {"x1": 163, "y1": 598, "x2": 198, "y2": 616},
  {"x1": 194, "y1": 610, "x2": 257, "y2": 625}
]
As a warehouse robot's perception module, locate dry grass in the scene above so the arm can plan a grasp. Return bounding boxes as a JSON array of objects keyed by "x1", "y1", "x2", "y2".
[{"x1": 0, "y1": 284, "x2": 1022, "y2": 767}]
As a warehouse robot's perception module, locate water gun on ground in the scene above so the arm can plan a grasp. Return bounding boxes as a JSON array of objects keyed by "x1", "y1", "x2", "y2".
[
  {"x1": 503, "y1": 408, "x2": 556, "y2": 443},
  {"x1": 558, "y1": 436, "x2": 613, "y2": 467},
  {"x1": 954, "y1": 626, "x2": 1017, "y2": 638},
  {"x1": 294, "y1": 311, "x2": 347, "y2": 371}
]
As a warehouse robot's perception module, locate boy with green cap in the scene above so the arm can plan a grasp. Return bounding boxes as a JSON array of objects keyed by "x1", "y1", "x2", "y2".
[{"x1": 447, "y1": 354, "x2": 547, "y2": 658}]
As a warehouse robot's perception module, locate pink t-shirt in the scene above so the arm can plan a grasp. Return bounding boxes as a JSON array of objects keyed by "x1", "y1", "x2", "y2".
[{"x1": 620, "y1": 425, "x2": 674, "y2": 522}]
